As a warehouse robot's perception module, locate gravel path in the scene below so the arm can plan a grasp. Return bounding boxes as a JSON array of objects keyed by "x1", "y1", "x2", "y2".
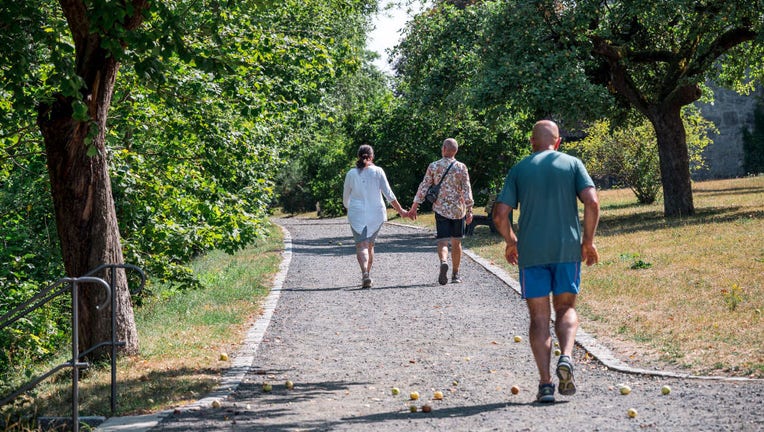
[{"x1": 146, "y1": 217, "x2": 762, "y2": 431}]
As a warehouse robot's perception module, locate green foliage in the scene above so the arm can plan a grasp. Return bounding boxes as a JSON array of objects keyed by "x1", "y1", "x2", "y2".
[
  {"x1": 571, "y1": 107, "x2": 714, "y2": 204},
  {"x1": 743, "y1": 101, "x2": 764, "y2": 175},
  {"x1": 1, "y1": 0, "x2": 378, "y2": 380},
  {"x1": 392, "y1": 0, "x2": 764, "y2": 217},
  {"x1": 384, "y1": 2, "x2": 532, "y2": 205},
  {"x1": 721, "y1": 284, "x2": 746, "y2": 311}
]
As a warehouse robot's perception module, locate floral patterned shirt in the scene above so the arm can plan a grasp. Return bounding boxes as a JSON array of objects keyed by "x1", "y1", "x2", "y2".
[{"x1": 414, "y1": 157, "x2": 474, "y2": 219}]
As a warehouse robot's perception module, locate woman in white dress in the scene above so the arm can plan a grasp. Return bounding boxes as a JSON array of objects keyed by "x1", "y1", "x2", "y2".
[{"x1": 343, "y1": 145, "x2": 407, "y2": 288}]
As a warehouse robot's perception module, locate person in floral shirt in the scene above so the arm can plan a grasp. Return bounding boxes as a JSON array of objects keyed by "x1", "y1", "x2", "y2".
[{"x1": 408, "y1": 138, "x2": 474, "y2": 284}]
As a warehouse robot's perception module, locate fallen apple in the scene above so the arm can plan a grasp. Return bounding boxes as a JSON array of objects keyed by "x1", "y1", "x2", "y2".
[
  {"x1": 514, "y1": 335, "x2": 522, "y2": 343},
  {"x1": 627, "y1": 408, "x2": 638, "y2": 418},
  {"x1": 619, "y1": 385, "x2": 631, "y2": 395},
  {"x1": 262, "y1": 382, "x2": 273, "y2": 392},
  {"x1": 661, "y1": 385, "x2": 671, "y2": 395},
  {"x1": 391, "y1": 387, "x2": 400, "y2": 396},
  {"x1": 422, "y1": 404, "x2": 432, "y2": 413},
  {"x1": 409, "y1": 405, "x2": 418, "y2": 413},
  {"x1": 410, "y1": 391, "x2": 419, "y2": 400},
  {"x1": 285, "y1": 380, "x2": 294, "y2": 390},
  {"x1": 511, "y1": 385, "x2": 520, "y2": 395},
  {"x1": 219, "y1": 352, "x2": 229, "y2": 361},
  {"x1": 554, "y1": 349, "x2": 561, "y2": 356},
  {"x1": 211, "y1": 399, "x2": 221, "y2": 409},
  {"x1": 433, "y1": 391, "x2": 444, "y2": 400}
]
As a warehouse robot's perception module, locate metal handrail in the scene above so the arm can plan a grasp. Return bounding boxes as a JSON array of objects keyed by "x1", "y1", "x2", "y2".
[
  {"x1": 84, "y1": 263, "x2": 146, "y2": 414},
  {"x1": 0, "y1": 264, "x2": 145, "y2": 431}
]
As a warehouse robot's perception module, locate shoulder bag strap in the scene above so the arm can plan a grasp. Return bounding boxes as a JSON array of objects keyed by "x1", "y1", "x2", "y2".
[{"x1": 436, "y1": 162, "x2": 456, "y2": 186}]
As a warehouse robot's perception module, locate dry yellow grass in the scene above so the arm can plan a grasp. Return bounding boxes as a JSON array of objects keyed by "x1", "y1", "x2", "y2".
[{"x1": 463, "y1": 176, "x2": 763, "y2": 378}]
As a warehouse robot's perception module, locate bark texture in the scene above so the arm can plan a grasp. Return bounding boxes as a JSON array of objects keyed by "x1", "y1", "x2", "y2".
[{"x1": 36, "y1": 0, "x2": 150, "y2": 357}]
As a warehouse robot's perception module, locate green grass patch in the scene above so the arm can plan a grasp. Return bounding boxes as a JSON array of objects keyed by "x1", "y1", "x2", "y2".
[{"x1": 2, "y1": 221, "x2": 284, "y2": 428}]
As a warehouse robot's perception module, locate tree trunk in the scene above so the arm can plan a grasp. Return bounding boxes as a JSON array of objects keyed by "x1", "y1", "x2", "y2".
[
  {"x1": 37, "y1": 30, "x2": 138, "y2": 357},
  {"x1": 648, "y1": 107, "x2": 695, "y2": 218}
]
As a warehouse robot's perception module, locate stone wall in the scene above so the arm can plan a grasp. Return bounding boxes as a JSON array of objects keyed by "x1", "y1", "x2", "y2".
[{"x1": 694, "y1": 85, "x2": 763, "y2": 179}]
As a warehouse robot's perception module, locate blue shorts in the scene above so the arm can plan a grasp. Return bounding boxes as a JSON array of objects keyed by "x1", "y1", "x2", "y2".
[
  {"x1": 519, "y1": 262, "x2": 581, "y2": 299},
  {"x1": 435, "y1": 212, "x2": 465, "y2": 240}
]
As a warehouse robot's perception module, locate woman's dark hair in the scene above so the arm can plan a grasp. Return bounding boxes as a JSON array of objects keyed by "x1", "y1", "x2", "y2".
[{"x1": 356, "y1": 144, "x2": 374, "y2": 170}]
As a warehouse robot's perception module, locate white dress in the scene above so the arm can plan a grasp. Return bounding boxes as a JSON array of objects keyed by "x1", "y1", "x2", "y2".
[{"x1": 343, "y1": 165, "x2": 396, "y2": 238}]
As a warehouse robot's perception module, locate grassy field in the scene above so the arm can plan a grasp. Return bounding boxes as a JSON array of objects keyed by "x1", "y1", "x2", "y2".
[{"x1": 461, "y1": 176, "x2": 763, "y2": 378}]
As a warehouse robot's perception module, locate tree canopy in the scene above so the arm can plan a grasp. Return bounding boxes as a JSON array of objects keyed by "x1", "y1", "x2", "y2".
[
  {"x1": 393, "y1": 0, "x2": 764, "y2": 217},
  {"x1": 1, "y1": 0, "x2": 377, "y2": 372}
]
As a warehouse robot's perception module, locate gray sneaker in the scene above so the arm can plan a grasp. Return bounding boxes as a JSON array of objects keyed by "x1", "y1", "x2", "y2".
[
  {"x1": 556, "y1": 355, "x2": 576, "y2": 395},
  {"x1": 451, "y1": 272, "x2": 462, "y2": 283},
  {"x1": 438, "y1": 262, "x2": 449, "y2": 285},
  {"x1": 536, "y1": 383, "x2": 555, "y2": 403}
]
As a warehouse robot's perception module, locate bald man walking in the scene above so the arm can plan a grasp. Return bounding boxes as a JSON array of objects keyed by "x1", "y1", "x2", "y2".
[{"x1": 492, "y1": 120, "x2": 600, "y2": 403}]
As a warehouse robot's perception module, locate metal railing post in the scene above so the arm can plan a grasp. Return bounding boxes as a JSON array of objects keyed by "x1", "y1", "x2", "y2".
[
  {"x1": 0, "y1": 265, "x2": 143, "y2": 429},
  {"x1": 110, "y1": 265, "x2": 118, "y2": 415},
  {"x1": 71, "y1": 279, "x2": 81, "y2": 432}
]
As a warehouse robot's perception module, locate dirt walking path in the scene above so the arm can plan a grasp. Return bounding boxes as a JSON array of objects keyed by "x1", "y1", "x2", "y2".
[{"x1": 142, "y1": 217, "x2": 763, "y2": 431}]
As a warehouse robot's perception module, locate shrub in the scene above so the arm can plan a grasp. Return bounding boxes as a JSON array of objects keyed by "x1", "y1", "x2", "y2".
[{"x1": 571, "y1": 107, "x2": 714, "y2": 203}]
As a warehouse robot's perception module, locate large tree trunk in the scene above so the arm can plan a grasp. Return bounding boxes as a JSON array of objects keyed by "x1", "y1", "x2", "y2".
[
  {"x1": 648, "y1": 106, "x2": 695, "y2": 218},
  {"x1": 35, "y1": 1, "x2": 147, "y2": 357}
]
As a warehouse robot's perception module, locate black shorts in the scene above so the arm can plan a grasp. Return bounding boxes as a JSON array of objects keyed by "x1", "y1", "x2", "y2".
[{"x1": 435, "y1": 212, "x2": 465, "y2": 239}]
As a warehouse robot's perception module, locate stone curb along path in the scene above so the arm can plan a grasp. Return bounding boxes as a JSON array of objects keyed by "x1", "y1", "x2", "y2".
[
  {"x1": 98, "y1": 218, "x2": 764, "y2": 432},
  {"x1": 96, "y1": 225, "x2": 294, "y2": 432}
]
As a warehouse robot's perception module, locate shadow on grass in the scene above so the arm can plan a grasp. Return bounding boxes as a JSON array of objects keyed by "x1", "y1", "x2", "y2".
[{"x1": 598, "y1": 206, "x2": 764, "y2": 237}]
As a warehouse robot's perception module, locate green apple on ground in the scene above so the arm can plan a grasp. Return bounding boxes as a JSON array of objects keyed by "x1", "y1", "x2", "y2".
[
  {"x1": 661, "y1": 385, "x2": 671, "y2": 395},
  {"x1": 627, "y1": 408, "x2": 638, "y2": 418},
  {"x1": 619, "y1": 384, "x2": 631, "y2": 395},
  {"x1": 263, "y1": 382, "x2": 273, "y2": 392},
  {"x1": 285, "y1": 380, "x2": 294, "y2": 390},
  {"x1": 391, "y1": 387, "x2": 400, "y2": 395}
]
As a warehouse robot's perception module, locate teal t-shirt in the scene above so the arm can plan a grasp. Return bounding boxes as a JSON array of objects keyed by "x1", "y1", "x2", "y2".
[{"x1": 496, "y1": 150, "x2": 594, "y2": 268}]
